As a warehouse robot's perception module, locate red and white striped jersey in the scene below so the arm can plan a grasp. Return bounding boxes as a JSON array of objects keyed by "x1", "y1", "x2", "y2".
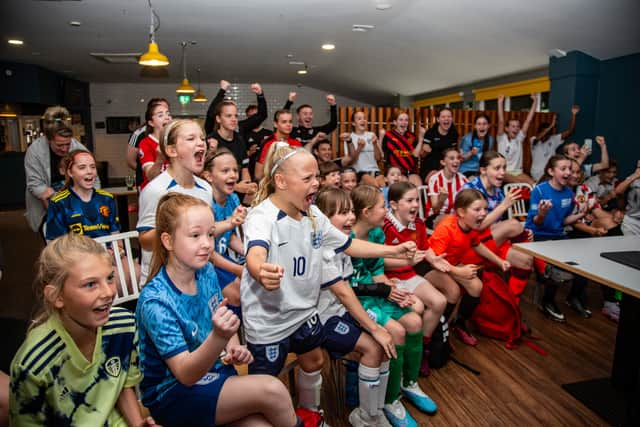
[{"x1": 427, "y1": 170, "x2": 468, "y2": 216}]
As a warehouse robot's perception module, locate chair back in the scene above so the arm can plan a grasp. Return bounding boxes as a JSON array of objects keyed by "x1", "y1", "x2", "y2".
[
  {"x1": 504, "y1": 183, "x2": 532, "y2": 221},
  {"x1": 95, "y1": 231, "x2": 140, "y2": 305},
  {"x1": 417, "y1": 185, "x2": 429, "y2": 220}
]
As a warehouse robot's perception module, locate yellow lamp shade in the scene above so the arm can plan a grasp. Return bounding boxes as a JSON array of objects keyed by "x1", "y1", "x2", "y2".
[
  {"x1": 192, "y1": 90, "x2": 208, "y2": 102},
  {"x1": 139, "y1": 42, "x2": 169, "y2": 67},
  {"x1": 176, "y1": 78, "x2": 195, "y2": 94}
]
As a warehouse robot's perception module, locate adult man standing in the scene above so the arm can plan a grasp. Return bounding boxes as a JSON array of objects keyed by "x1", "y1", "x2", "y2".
[{"x1": 284, "y1": 92, "x2": 337, "y2": 147}]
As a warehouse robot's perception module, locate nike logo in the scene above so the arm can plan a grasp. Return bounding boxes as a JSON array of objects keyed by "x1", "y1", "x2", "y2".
[
  {"x1": 278, "y1": 242, "x2": 288, "y2": 247},
  {"x1": 191, "y1": 326, "x2": 198, "y2": 337}
]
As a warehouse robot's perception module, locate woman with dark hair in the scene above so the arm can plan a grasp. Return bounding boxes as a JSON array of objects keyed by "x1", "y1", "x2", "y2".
[
  {"x1": 381, "y1": 110, "x2": 425, "y2": 187},
  {"x1": 459, "y1": 114, "x2": 494, "y2": 178},
  {"x1": 137, "y1": 99, "x2": 172, "y2": 189},
  {"x1": 420, "y1": 108, "x2": 459, "y2": 181}
]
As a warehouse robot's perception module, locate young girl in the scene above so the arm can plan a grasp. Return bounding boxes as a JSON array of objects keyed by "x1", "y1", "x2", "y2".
[
  {"x1": 383, "y1": 181, "x2": 458, "y2": 377},
  {"x1": 462, "y1": 151, "x2": 534, "y2": 302},
  {"x1": 254, "y1": 109, "x2": 302, "y2": 180},
  {"x1": 381, "y1": 165, "x2": 403, "y2": 207},
  {"x1": 10, "y1": 233, "x2": 155, "y2": 426},
  {"x1": 525, "y1": 155, "x2": 586, "y2": 322},
  {"x1": 318, "y1": 161, "x2": 341, "y2": 188},
  {"x1": 46, "y1": 149, "x2": 119, "y2": 241},
  {"x1": 420, "y1": 108, "x2": 459, "y2": 181},
  {"x1": 340, "y1": 167, "x2": 358, "y2": 194},
  {"x1": 241, "y1": 143, "x2": 415, "y2": 424},
  {"x1": 341, "y1": 110, "x2": 382, "y2": 176},
  {"x1": 426, "y1": 147, "x2": 468, "y2": 229},
  {"x1": 427, "y1": 189, "x2": 511, "y2": 346},
  {"x1": 459, "y1": 114, "x2": 494, "y2": 177},
  {"x1": 315, "y1": 187, "x2": 395, "y2": 427},
  {"x1": 138, "y1": 99, "x2": 172, "y2": 190},
  {"x1": 350, "y1": 184, "x2": 436, "y2": 427},
  {"x1": 136, "y1": 119, "x2": 236, "y2": 284},
  {"x1": 201, "y1": 149, "x2": 248, "y2": 309},
  {"x1": 136, "y1": 193, "x2": 299, "y2": 427},
  {"x1": 496, "y1": 94, "x2": 537, "y2": 185},
  {"x1": 381, "y1": 110, "x2": 425, "y2": 187}
]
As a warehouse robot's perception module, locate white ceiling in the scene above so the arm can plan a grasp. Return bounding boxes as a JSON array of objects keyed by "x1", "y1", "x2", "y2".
[{"x1": 1, "y1": 0, "x2": 639, "y2": 104}]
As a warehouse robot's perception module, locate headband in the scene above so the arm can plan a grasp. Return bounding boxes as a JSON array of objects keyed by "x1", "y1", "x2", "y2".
[
  {"x1": 270, "y1": 144, "x2": 305, "y2": 176},
  {"x1": 162, "y1": 120, "x2": 177, "y2": 149}
]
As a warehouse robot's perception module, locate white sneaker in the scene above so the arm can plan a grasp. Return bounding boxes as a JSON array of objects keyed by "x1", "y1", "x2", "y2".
[
  {"x1": 383, "y1": 399, "x2": 417, "y2": 427},
  {"x1": 348, "y1": 407, "x2": 375, "y2": 427},
  {"x1": 375, "y1": 410, "x2": 393, "y2": 427}
]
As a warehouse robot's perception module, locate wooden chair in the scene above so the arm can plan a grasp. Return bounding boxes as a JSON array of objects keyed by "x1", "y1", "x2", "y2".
[
  {"x1": 504, "y1": 183, "x2": 533, "y2": 221},
  {"x1": 94, "y1": 231, "x2": 140, "y2": 305}
]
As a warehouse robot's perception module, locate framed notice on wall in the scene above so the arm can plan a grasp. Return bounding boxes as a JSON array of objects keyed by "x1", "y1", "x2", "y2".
[{"x1": 106, "y1": 116, "x2": 141, "y2": 134}]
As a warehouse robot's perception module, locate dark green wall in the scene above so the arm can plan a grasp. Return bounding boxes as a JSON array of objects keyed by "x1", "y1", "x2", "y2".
[{"x1": 549, "y1": 51, "x2": 640, "y2": 176}]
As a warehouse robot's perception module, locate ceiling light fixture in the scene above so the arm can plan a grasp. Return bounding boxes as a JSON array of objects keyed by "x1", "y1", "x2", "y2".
[
  {"x1": 352, "y1": 24, "x2": 375, "y2": 32},
  {"x1": 139, "y1": 0, "x2": 169, "y2": 67},
  {"x1": 192, "y1": 68, "x2": 208, "y2": 103},
  {"x1": 8, "y1": 39, "x2": 24, "y2": 46},
  {"x1": 297, "y1": 69, "x2": 308, "y2": 75},
  {"x1": 376, "y1": 3, "x2": 392, "y2": 10},
  {"x1": 176, "y1": 41, "x2": 195, "y2": 94},
  {"x1": 69, "y1": 20, "x2": 81, "y2": 27},
  {"x1": 322, "y1": 44, "x2": 335, "y2": 51}
]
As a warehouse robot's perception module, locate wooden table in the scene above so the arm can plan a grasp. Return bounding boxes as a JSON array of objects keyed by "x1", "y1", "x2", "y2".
[
  {"x1": 514, "y1": 236, "x2": 640, "y2": 425},
  {"x1": 102, "y1": 186, "x2": 137, "y2": 231}
]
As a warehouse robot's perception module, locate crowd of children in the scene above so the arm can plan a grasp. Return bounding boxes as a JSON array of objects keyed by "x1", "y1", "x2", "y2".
[{"x1": 10, "y1": 89, "x2": 640, "y2": 427}]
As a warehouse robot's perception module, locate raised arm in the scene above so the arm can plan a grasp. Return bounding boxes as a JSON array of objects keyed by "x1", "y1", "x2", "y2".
[
  {"x1": 521, "y1": 94, "x2": 537, "y2": 135},
  {"x1": 204, "y1": 80, "x2": 231, "y2": 135},
  {"x1": 315, "y1": 95, "x2": 338, "y2": 134},
  {"x1": 534, "y1": 114, "x2": 556, "y2": 144},
  {"x1": 283, "y1": 91, "x2": 296, "y2": 111},
  {"x1": 591, "y1": 136, "x2": 610, "y2": 173},
  {"x1": 238, "y1": 83, "x2": 267, "y2": 134},
  {"x1": 497, "y1": 94, "x2": 505, "y2": 137},
  {"x1": 412, "y1": 126, "x2": 426, "y2": 157},
  {"x1": 560, "y1": 105, "x2": 580, "y2": 140}
]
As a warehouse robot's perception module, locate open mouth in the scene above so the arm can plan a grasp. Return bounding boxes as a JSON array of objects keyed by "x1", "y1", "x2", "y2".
[
  {"x1": 305, "y1": 193, "x2": 315, "y2": 205},
  {"x1": 475, "y1": 216, "x2": 485, "y2": 227},
  {"x1": 224, "y1": 180, "x2": 235, "y2": 192},
  {"x1": 194, "y1": 149, "x2": 205, "y2": 163},
  {"x1": 93, "y1": 303, "x2": 111, "y2": 316},
  {"x1": 342, "y1": 223, "x2": 353, "y2": 234}
]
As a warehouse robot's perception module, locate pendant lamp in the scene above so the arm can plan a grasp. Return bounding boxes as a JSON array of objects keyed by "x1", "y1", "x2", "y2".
[
  {"x1": 192, "y1": 68, "x2": 208, "y2": 103},
  {"x1": 176, "y1": 42, "x2": 195, "y2": 94},
  {"x1": 139, "y1": 0, "x2": 169, "y2": 67}
]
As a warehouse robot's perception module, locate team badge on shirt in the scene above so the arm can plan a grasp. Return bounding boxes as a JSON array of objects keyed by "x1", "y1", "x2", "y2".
[
  {"x1": 100, "y1": 205, "x2": 110, "y2": 217},
  {"x1": 310, "y1": 231, "x2": 323, "y2": 249},
  {"x1": 70, "y1": 223, "x2": 83, "y2": 235},
  {"x1": 334, "y1": 321, "x2": 350, "y2": 335},
  {"x1": 266, "y1": 345, "x2": 279, "y2": 362},
  {"x1": 105, "y1": 356, "x2": 121, "y2": 377}
]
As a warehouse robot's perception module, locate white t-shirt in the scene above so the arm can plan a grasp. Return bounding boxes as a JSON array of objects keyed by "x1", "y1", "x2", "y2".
[
  {"x1": 497, "y1": 130, "x2": 525, "y2": 175},
  {"x1": 317, "y1": 251, "x2": 353, "y2": 324},
  {"x1": 530, "y1": 133, "x2": 564, "y2": 181},
  {"x1": 345, "y1": 132, "x2": 379, "y2": 173},
  {"x1": 427, "y1": 170, "x2": 468, "y2": 215},
  {"x1": 240, "y1": 199, "x2": 351, "y2": 344},
  {"x1": 136, "y1": 171, "x2": 213, "y2": 284}
]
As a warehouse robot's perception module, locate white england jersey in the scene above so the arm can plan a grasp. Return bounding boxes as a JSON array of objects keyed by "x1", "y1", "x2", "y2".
[
  {"x1": 136, "y1": 171, "x2": 213, "y2": 284},
  {"x1": 241, "y1": 199, "x2": 351, "y2": 344},
  {"x1": 317, "y1": 251, "x2": 354, "y2": 324}
]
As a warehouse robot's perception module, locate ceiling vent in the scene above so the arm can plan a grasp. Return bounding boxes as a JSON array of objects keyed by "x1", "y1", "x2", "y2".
[{"x1": 90, "y1": 53, "x2": 143, "y2": 64}]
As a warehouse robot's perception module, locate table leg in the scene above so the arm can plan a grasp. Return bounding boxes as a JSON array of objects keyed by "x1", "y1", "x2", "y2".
[
  {"x1": 562, "y1": 294, "x2": 639, "y2": 425},
  {"x1": 612, "y1": 294, "x2": 640, "y2": 391},
  {"x1": 116, "y1": 194, "x2": 130, "y2": 232}
]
